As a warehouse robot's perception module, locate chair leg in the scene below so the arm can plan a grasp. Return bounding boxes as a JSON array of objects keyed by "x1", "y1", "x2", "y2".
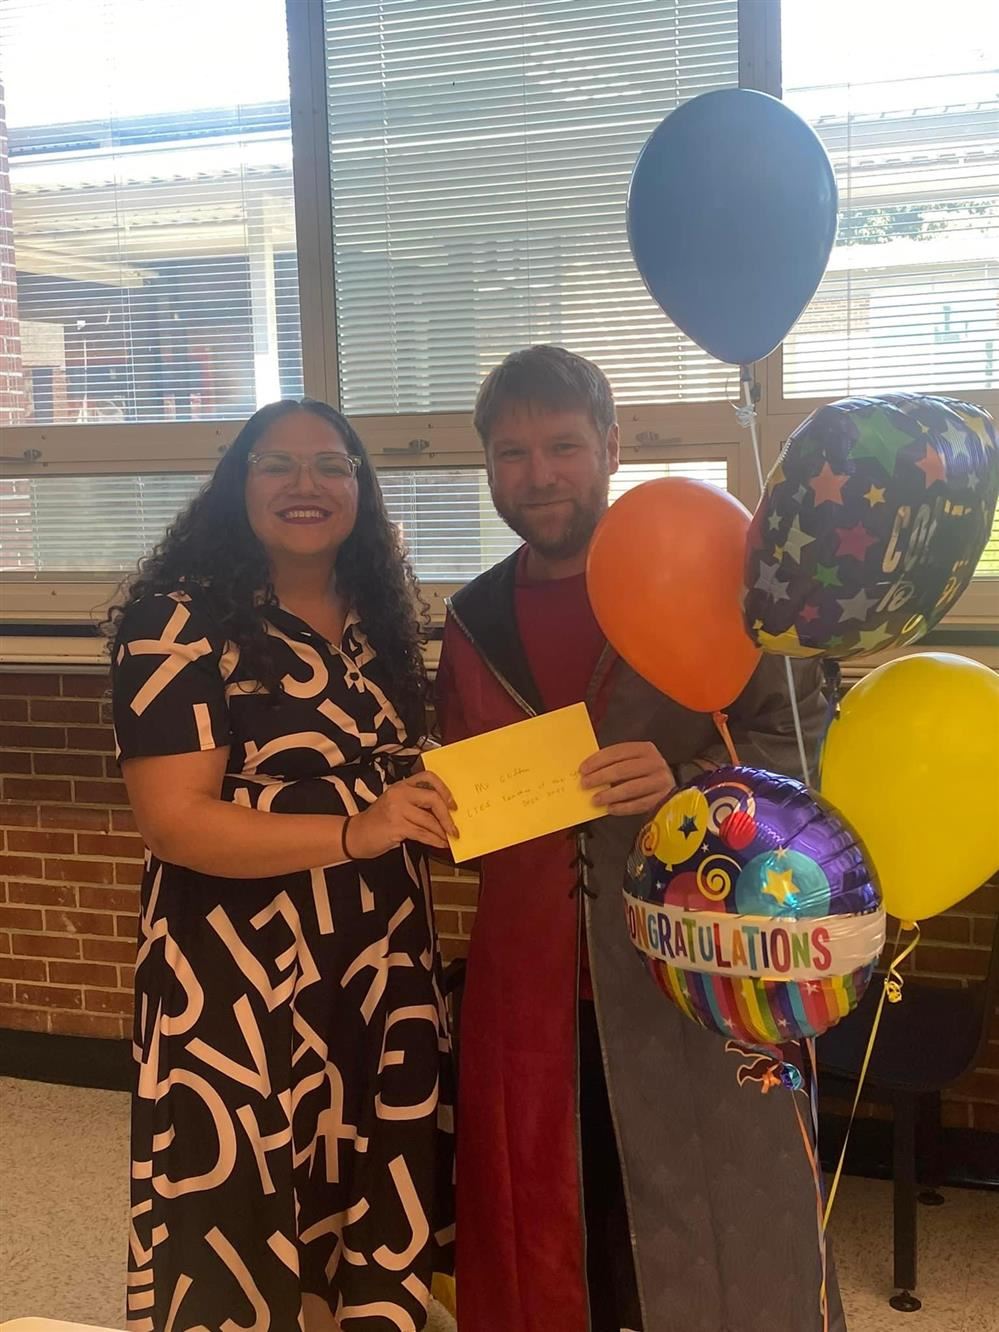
[
  {"x1": 917, "y1": 1091, "x2": 945, "y2": 1205},
  {"x1": 889, "y1": 1092, "x2": 922, "y2": 1312}
]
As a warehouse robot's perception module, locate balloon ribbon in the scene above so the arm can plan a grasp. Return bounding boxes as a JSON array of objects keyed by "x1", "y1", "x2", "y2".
[
  {"x1": 822, "y1": 921, "x2": 922, "y2": 1230},
  {"x1": 711, "y1": 710, "x2": 741, "y2": 766}
]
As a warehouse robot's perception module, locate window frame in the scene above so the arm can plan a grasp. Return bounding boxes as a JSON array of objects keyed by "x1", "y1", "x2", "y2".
[{"x1": 1, "y1": 0, "x2": 995, "y2": 647}]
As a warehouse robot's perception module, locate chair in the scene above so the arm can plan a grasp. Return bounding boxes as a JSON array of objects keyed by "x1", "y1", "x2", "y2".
[{"x1": 817, "y1": 910, "x2": 999, "y2": 1312}]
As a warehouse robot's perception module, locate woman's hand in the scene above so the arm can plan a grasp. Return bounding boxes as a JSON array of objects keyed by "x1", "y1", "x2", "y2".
[
  {"x1": 580, "y1": 742, "x2": 676, "y2": 818},
  {"x1": 348, "y1": 772, "x2": 458, "y2": 858}
]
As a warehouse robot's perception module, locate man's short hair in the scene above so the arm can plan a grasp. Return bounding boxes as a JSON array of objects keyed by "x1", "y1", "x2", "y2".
[{"x1": 473, "y1": 345, "x2": 616, "y2": 444}]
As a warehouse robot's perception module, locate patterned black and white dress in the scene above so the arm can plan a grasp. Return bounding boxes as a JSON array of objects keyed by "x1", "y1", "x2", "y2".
[{"x1": 112, "y1": 590, "x2": 454, "y2": 1332}]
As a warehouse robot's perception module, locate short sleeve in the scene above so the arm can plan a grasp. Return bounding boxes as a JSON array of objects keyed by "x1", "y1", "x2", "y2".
[{"x1": 112, "y1": 592, "x2": 232, "y2": 762}]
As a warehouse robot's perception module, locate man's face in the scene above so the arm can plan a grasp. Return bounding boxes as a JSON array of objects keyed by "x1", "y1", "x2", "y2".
[{"x1": 485, "y1": 405, "x2": 620, "y2": 561}]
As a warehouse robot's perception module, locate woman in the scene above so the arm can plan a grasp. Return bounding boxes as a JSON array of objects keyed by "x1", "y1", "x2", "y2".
[{"x1": 110, "y1": 398, "x2": 456, "y2": 1332}]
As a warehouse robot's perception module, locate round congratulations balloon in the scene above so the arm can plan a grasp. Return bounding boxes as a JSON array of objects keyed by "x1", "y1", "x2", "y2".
[
  {"x1": 744, "y1": 394, "x2": 999, "y2": 659},
  {"x1": 624, "y1": 766, "x2": 884, "y2": 1048}
]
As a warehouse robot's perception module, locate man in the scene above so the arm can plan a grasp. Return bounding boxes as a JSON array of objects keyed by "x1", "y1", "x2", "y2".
[{"x1": 436, "y1": 346, "x2": 845, "y2": 1332}]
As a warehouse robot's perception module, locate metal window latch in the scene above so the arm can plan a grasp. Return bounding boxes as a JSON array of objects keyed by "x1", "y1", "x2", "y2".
[
  {"x1": 0, "y1": 448, "x2": 43, "y2": 466},
  {"x1": 633, "y1": 431, "x2": 681, "y2": 448},
  {"x1": 384, "y1": 438, "x2": 431, "y2": 456}
]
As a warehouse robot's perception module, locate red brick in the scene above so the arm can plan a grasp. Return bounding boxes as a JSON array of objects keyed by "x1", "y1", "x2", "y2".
[
  {"x1": 100, "y1": 701, "x2": 114, "y2": 726},
  {"x1": 51, "y1": 1010, "x2": 125, "y2": 1039},
  {"x1": 972, "y1": 917, "x2": 999, "y2": 947},
  {"x1": 0, "y1": 931, "x2": 9, "y2": 955},
  {"x1": 83, "y1": 937, "x2": 135, "y2": 964},
  {"x1": 914, "y1": 946, "x2": 990, "y2": 980},
  {"x1": 0, "y1": 980, "x2": 11, "y2": 1005},
  {"x1": 14, "y1": 933, "x2": 81, "y2": 960},
  {"x1": 3, "y1": 777, "x2": 72, "y2": 804},
  {"x1": 0, "y1": 956, "x2": 47, "y2": 982},
  {"x1": 0, "y1": 723, "x2": 68, "y2": 749},
  {"x1": 0, "y1": 673, "x2": 60, "y2": 696},
  {"x1": 118, "y1": 964, "x2": 135, "y2": 990},
  {"x1": 115, "y1": 861, "x2": 144, "y2": 886},
  {"x1": 84, "y1": 987, "x2": 133, "y2": 1015},
  {"x1": 31, "y1": 698, "x2": 100, "y2": 724},
  {"x1": 71, "y1": 725, "x2": 114, "y2": 751},
  {"x1": 0, "y1": 752, "x2": 31, "y2": 775},
  {"x1": 44, "y1": 858, "x2": 116, "y2": 885},
  {"x1": 49, "y1": 960, "x2": 119, "y2": 987},
  {"x1": 77, "y1": 833, "x2": 143, "y2": 859},
  {"x1": 7, "y1": 829, "x2": 75, "y2": 855},
  {"x1": 115, "y1": 914, "x2": 137, "y2": 938},
  {"x1": 39, "y1": 805, "x2": 109, "y2": 833},
  {"x1": 0, "y1": 853, "x2": 43, "y2": 879},
  {"x1": 941, "y1": 1099, "x2": 973, "y2": 1130},
  {"x1": 0, "y1": 698, "x2": 29, "y2": 721},
  {"x1": 104, "y1": 756, "x2": 122, "y2": 778},
  {"x1": 0, "y1": 802, "x2": 39, "y2": 827},
  {"x1": 60, "y1": 674, "x2": 110, "y2": 699},
  {"x1": 430, "y1": 879, "x2": 480, "y2": 909},
  {"x1": 0, "y1": 1004, "x2": 50, "y2": 1032},
  {"x1": 34, "y1": 753, "x2": 105, "y2": 778},
  {"x1": 0, "y1": 903, "x2": 43, "y2": 931},
  {"x1": 966, "y1": 883, "x2": 999, "y2": 914},
  {"x1": 111, "y1": 809, "x2": 138, "y2": 833},
  {"x1": 433, "y1": 909, "x2": 461, "y2": 936},
  {"x1": 920, "y1": 914, "x2": 972, "y2": 945},
  {"x1": 74, "y1": 779, "x2": 129, "y2": 806},
  {"x1": 458, "y1": 911, "x2": 477, "y2": 937},
  {"x1": 7, "y1": 880, "x2": 77, "y2": 907},
  {"x1": 440, "y1": 936, "x2": 470, "y2": 963},
  {"x1": 44, "y1": 908, "x2": 115, "y2": 937},
  {"x1": 14, "y1": 982, "x2": 82, "y2": 1010},
  {"x1": 79, "y1": 885, "x2": 138, "y2": 912},
  {"x1": 970, "y1": 1102, "x2": 999, "y2": 1133}
]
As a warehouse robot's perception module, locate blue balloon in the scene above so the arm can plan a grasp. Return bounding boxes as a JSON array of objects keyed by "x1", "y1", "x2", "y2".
[{"x1": 628, "y1": 89, "x2": 838, "y2": 366}]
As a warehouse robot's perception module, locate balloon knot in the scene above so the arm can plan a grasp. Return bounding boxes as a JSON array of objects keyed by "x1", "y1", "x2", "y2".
[
  {"x1": 760, "y1": 1069, "x2": 781, "y2": 1093},
  {"x1": 885, "y1": 978, "x2": 904, "y2": 1004}
]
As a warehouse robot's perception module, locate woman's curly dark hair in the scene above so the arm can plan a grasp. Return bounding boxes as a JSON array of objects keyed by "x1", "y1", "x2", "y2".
[{"x1": 107, "y1": 399, "x2": 430, "y2": 737}]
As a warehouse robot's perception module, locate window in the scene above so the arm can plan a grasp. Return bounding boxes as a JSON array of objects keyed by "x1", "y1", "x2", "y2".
[
  {"x1": 781, "y1": 0, "x2": 998, "y2": 400},
  {"x1": 1, "y1": 458, "x2": 727, "y2": 584},
  {"x1": 1, "y1": 0, "x2": 995, "y2": 635},
  {"x1": 779, "y1": 0, "x2": 999, "y2": 587},
  {"x1": 0, "y1": 0, "x2": 303, "y2": 427},
  {"x1": 322, "y1": 0, "x2": 740, "y2": 413}
]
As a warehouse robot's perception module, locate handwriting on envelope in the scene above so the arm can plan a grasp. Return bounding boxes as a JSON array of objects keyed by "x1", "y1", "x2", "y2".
[{"x1": 422, "y1": 703, "x2": 607, "y2": 863}]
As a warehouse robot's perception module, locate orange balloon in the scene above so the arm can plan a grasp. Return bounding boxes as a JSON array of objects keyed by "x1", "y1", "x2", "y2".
[{"x1": 587, "y1": 478, "x2": 761, "y2": 712}]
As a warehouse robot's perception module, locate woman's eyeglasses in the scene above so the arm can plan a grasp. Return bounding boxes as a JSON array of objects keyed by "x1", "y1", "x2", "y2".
[{"x1": 247, "y1": 451, "x2": 362, "y2": 481}]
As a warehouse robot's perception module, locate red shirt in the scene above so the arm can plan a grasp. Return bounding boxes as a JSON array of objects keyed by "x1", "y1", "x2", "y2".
[{"x1": 513, "y1": 547, "x2": 605, "y2": 999}]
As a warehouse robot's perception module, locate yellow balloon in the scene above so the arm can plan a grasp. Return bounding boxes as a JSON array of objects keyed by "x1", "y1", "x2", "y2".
[{"x1": 822, "y1": 652, "x2": 999, "y2": 922}]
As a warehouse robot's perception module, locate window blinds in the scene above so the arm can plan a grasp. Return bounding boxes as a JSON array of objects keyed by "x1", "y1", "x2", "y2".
[
  {"x1": 322, "y1": 0, "x2": 740, "y2": 414},
  {"x1": 781, "y1": 0, "x2": 999, "y2": 399},
  {"x1": 0, "y1": 0, "x2": 303, "y2": 427},
  {"x1": 0, "y1": 458, "x2": 727, "y2": 582}
]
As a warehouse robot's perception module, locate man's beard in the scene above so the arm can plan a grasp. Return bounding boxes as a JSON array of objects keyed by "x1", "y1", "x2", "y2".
[{"x1": 492, "y1": 473, "x2": 610, "y2": 562}]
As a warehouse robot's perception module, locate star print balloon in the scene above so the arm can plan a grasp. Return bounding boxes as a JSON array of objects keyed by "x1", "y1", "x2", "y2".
[
  {"x1": 744, "y1": 394, "x2": 998, "y2": 659},
  {"x1": 623, "y1": 766, "x2": 885, "y2": 1048}
]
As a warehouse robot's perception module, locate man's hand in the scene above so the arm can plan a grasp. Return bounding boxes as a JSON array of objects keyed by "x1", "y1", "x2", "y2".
[{"x1": 579, "y1": 742, "x2": 676, "y2": 818}]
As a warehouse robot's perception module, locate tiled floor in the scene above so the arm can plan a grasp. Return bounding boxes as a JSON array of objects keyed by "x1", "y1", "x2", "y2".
[{"x1": 1, "y1": 1076, "x2": 996, "y2": 1331}]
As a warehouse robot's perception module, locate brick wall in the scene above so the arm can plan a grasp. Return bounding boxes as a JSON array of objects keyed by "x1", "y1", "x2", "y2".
[{"x1": 1, "y1": 669, "x2": 996, "y2": 1132}]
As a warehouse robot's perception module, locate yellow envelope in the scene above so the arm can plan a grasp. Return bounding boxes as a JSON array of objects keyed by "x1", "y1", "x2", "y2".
[{"x1": 423, "y1": 703, "x2": 607, "y2": 862}]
